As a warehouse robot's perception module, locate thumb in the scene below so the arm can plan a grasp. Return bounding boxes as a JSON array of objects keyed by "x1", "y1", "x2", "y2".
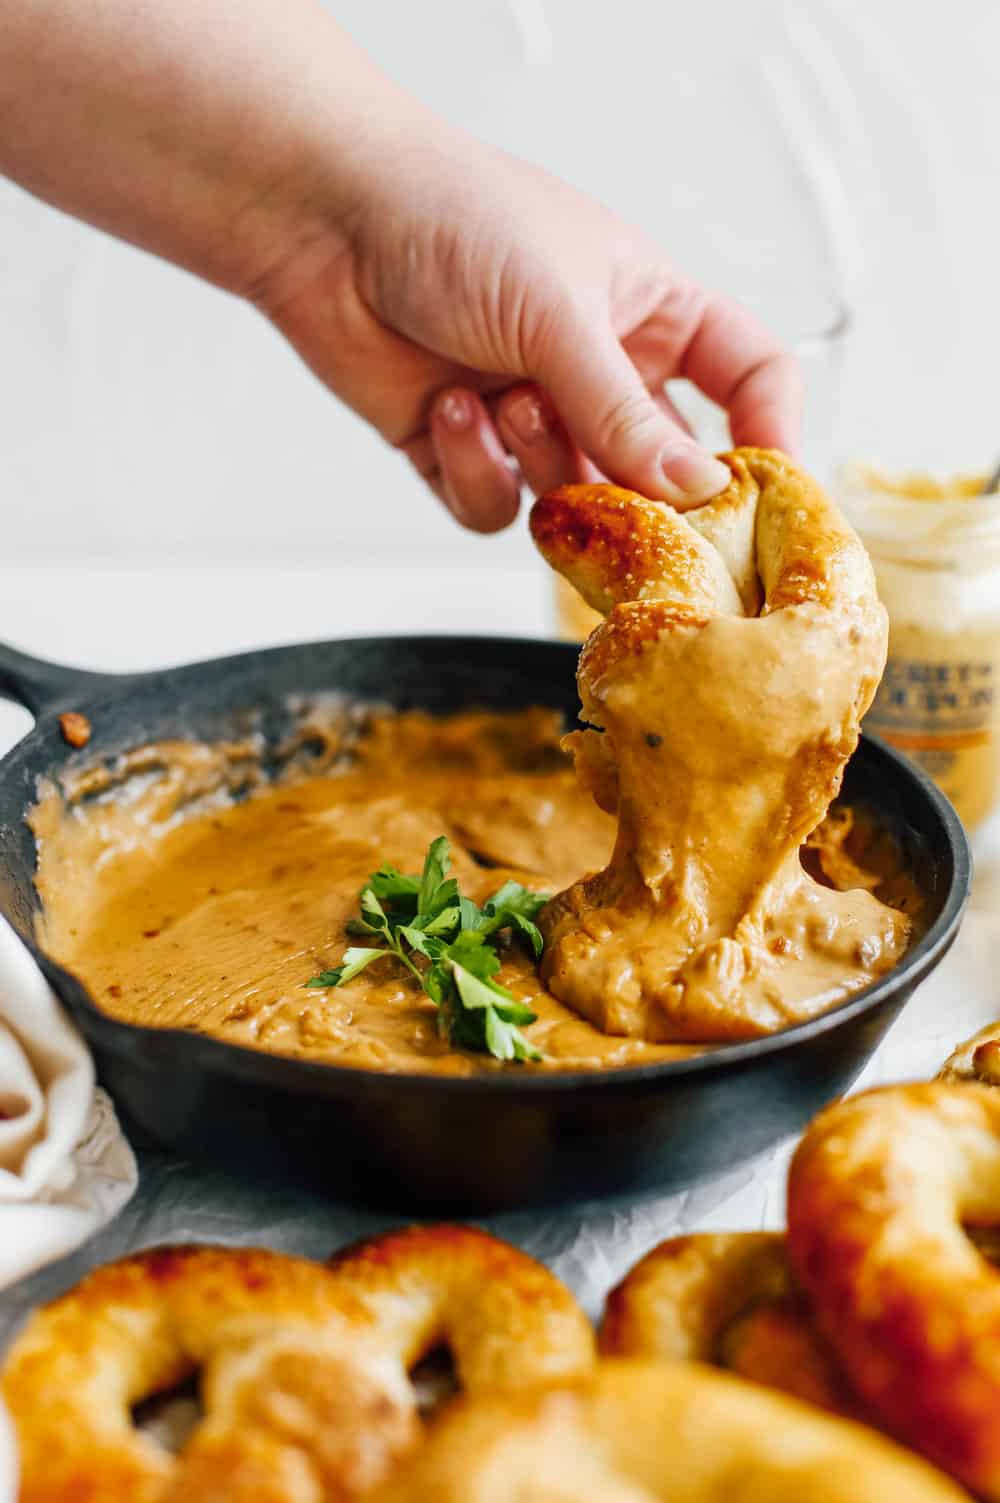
[{"x1": 535, "y1": 312, "x2": 730, "y2": 507}]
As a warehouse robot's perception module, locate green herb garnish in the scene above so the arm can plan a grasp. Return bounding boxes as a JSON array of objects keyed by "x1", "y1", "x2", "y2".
[{"x1": 306, "y1": 836, "x2": 548, "y2": 1063}]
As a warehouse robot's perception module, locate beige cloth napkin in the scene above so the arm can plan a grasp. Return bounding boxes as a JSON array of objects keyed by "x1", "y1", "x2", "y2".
[
  {"x1": 0, "y1": 917, "x2": 136, "y2": 1288},
  {"x1": 0, "y1": 919, "x2": 137, "y2": 1503}
]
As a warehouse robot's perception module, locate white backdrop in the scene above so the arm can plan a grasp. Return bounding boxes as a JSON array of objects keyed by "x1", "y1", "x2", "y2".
[{"x1": 0, "y1": 0, "x2": 996, "y2": 571}]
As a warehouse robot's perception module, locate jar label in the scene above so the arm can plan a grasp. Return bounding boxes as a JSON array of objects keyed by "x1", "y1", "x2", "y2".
[
  {"x1": 866, "y1": 653, "x2": 999, "y2": 826},
  {"x1": 867, "y1": 656, "x2": 995, "y2": 748}
]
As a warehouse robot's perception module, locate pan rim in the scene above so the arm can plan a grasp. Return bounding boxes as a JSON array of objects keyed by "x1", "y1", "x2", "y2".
[{"x1": 5, "y1": 632, "x2": 972, "y2": 1098}]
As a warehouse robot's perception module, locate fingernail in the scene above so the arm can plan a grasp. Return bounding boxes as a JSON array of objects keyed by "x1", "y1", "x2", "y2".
[
  {"x1": 659, "y1": 443, "x2": 731, "y2": 503},
  {"x1": 438, "y1": 391, "x2": 473, "y2": 431},
  {"x1": 505, "y1": 392, "x2": 551, "y2": 446}
]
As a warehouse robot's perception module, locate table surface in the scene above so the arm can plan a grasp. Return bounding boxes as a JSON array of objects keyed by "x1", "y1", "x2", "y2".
[{"x1": 1, "y1": 557, "x2": 998, "y2": 1336}]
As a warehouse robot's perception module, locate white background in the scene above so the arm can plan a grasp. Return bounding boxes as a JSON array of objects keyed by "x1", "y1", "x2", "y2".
[{"x1": 0, "y1": 0, "x2": 996, "y2": 731}]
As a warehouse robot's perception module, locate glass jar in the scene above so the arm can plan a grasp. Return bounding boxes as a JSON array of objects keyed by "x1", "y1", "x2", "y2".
[{"x1": 839, "y1": 464, "x2": 1000, "y2": 830}]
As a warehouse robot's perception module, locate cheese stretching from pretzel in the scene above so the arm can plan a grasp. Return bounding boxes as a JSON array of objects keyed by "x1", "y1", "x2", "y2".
[{"x1": 530, "y1": 448, "x2": 911, "y2": 1041}]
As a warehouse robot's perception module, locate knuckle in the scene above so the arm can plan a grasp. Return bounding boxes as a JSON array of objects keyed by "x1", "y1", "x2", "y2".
[{"x1": 593, "y1": 388, "x2": 659, "y2": 457}]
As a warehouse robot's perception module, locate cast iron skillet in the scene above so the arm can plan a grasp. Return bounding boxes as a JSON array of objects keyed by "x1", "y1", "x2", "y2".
[{"x1": 0, "y1": 635, "x2": 971, "y2": 1214}]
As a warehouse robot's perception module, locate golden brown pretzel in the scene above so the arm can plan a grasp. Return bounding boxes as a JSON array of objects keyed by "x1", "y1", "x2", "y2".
[
  {"x1": 530, "y1": 448, "x2": 908, "y2": 1042},
  {"x1": 787, "y1": 1081, "x2": 1000, "y2": 1498},
  {"x1": 2, "y1": 1229, "x2": 593, "y2": 1503},
  {"x1": 0, "y1": 1244, "x2": 416, "y2": 1503},
  {"x1": 598, "y1": 1231, "x2": 860, "y2": 1419},
  {"x1": 939, "y1": 1020, "x2": 1000, "y2": 1086},
  {"x1": 369, "y1": 1358, "x2": 965, "y2": 1502},
  {"x1": 326, "y1": 1223, "x2": 595, "y2": 1390}
]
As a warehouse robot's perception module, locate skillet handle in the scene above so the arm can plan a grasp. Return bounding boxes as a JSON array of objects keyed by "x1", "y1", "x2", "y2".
[{"x1": 0, "y1": 641, "x2": 114, "y2": 718}]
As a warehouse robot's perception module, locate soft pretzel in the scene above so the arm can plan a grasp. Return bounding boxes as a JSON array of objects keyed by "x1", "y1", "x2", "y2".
[
  {"x1": 368, "y1": 1358, "x2": 965, "y2": 1502},
  {"x1": 2, "y1": 1229, "x2": 593, "y2": 1503},
  {"x1": 530, "y1": 448, "x2": 910, "y2": 1041},
  {"x1": 598, "y1": 1231, "x2": 861, "y2": 1419},
  {"x1": 939, "y1": 1019, "x2": 1000, "y2": 1086},
  {"x1": 787, "y1": 1081, "x2": 1000, "y2": 1498},
  {"x1": 0, "y1": 1244, "x2": 416, "y2": 1503},
  {"x1": 326, "y1": 1223, "x2": 594, "y2": 1389}
]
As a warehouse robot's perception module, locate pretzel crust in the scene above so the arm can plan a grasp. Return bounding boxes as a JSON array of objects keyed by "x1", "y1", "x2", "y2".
[
  {"x1": 787, "y1": 1082, "x2": 1000, "y2": 1498},
  {"x1": 369, "y1": 1358, "x2": 965, "y2": 1502},
  {"x1": 2, "y1": 1229, "x2": 594, "y2": 1503},
  {"x1": 938, "y1": 1020, "x2": 1000, "y2": 1087},
  {"x1": 529, "y1": 482, "x2": 743, "y2": 621},
  {"x1": 0, "y1": 1244, "x2": 414, "y2": 1503},
  {"x1": 326, "y1": 1223, "x2": 595, "y2": 1389},
  {"x1": 599, "y1": 1232, "x2": 860, "y2": 1420}
]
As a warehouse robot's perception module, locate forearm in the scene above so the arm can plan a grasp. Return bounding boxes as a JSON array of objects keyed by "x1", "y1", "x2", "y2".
[{"x1": 0, "y1": 0, "x2": 422, "y2": 296}]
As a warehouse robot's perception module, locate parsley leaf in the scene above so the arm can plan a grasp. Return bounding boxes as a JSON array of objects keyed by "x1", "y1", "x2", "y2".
[
  {"x1": 367, "y1": 863, "x2": 421, "y2": 906},
  {"x1": 305, "y1": 947, "x2": 389, "y2": 988},
  {"x1": 306, "y1": 837, "x2": 549, "y2": 1063},
  {"x1": 483, "y1": 880, "x2": 549, "y2": 924},
  {"x1": 418, "y1": 835, "x2": 451, "y2": 914}
]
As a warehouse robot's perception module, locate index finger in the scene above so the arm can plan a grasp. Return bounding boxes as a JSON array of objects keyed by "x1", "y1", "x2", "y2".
[{"x1": 678, "y1": 293, "x2": 804, "y2": 456}]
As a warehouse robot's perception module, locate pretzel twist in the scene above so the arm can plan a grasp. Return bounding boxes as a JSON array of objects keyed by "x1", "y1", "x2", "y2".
[
  {"x1": 599, "y1": 1232, "x2": 861, "y2": 1420},
  {"x1": 530, "y1": 448, "x2": 907, "y2": 1042},
  {"x1": 939, "y1": 1020, "x2": 1000, "y2": 1087},
  {"x1": 326, "y1": 1224, "x2": 594, "y2": 1389},
  {"x1": 787, "y1": 1082, "x2": 1000, "y2": 1499},
  {"x1": 1, "y1": 1245, "x2": 413, "y2": 1503},
  {"x1": 2, "y1": 1229, "x2": 593, "y2": 1503},
  {"x1": 369, "y1": 1358, "x2": 964, "y2": 1502}
]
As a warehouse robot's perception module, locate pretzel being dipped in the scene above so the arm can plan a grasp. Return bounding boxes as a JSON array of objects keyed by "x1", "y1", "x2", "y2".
[
  {"x1": 787, "y1": 1081, "x2": 1000, "y2": 1499},
  {"x1": 530, "y1": 448, "x2": 910, "y2": 1042},
  {"x1": 598, "y1": 1231, "x2": 861, "y2": 1420},
  {"x1": 369, "y1": 1359, "x2": 965, "y2": 1502}
]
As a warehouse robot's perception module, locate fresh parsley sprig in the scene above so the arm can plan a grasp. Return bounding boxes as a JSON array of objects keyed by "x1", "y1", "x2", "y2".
[{"x1": 306, "y1": 836, "x2": 548, "y2": 1063}]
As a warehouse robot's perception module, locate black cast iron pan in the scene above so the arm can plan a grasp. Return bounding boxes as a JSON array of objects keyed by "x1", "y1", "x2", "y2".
[{"x1": 0, "y1": 635, "x2": 972, "y2": 1214}]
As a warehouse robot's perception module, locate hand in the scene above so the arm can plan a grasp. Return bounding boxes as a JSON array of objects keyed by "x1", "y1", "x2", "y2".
[
  {"x1": 0, "y1": 1, "x2": 800, "y2": 533},
  {"x1": 260, "y1": 126, "x2": 802, "y2": 532}
]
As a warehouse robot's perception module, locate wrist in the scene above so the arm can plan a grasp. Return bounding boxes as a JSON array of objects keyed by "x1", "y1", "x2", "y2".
[{"x1": 230, "y1": 34, "x2": 447, "y2": 318}]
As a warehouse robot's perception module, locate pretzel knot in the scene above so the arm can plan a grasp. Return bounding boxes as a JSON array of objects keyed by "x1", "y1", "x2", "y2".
[
  {"x1": 939, "y1": 1020, "x2": 1000, "y2": 1087},
  {"x1": 787, "y1": 1082, "x2": 1000, "y2": 1500},
  {"x1": 1, "y1": 1230, "x2": 593, "y2": 1503},
  {"x1": 370, "y1": 1358, "x2": 964, "y2": 1502},
  {"x1": 326, "y1": 1224, "x2": 594, "y2": 1390},
  {"x1": 599, "y1": 1231, "x2": 861, "y2": 1421},
  {"x1": 530, "y1": 447, "x2": 909, "y2": 1042}
]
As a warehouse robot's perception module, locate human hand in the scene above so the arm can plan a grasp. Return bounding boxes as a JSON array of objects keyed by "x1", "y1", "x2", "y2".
[
  {"x1": 0, "y1": 0, "x2": 800, "y2": 533},
  {"x1": 260, "y1": 123, "x2": 802, "y2": 532}
]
